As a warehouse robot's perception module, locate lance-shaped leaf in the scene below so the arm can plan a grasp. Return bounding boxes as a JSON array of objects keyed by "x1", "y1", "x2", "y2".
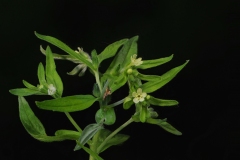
[
  {"x1": 123, "y1": 96, "x2": 134, "y2": 110},
  {"x1": 137, "y1": 54, "x2": 173, "y2": 69},
  {"x1": 37, "y1": 62, "x2": 47, "y2": 85},
  {"x1": 54, "y1": 129, "x2": 80, "y2": 141},
  {"x1": 74, "y1": 123, "x2": 104, "y2": 151},
  {"x1": 146, "y1": 118, "x2": 182, "y2": 135},
  {"x1": 149, "y1": 96, "x2": 179, "y2": 107},
  {"x1": 140, "y1": 105, "x2": 147, "y2": 123},
  {"x1": 18, "y1": 96, "x2": 46, "y2": 139},
  {"x1": 35, "y1": 32, "x2": 94, "y2": 71},
  {"x1": 45, "y1": 46, "x2": 63, "y2": 97},
  {"x1": 137, "y1": 73, "x2": 161, "y2": 82},
  {"x1": 9, "y1": 88, "x2": 43, "y2": 96},
  {"x1": 22, "y1": 80, "x2": 37, "y2": 90},
  {"x1": 92, "y1": 129, "x2": 130, "y2": 154},
  {"x1": 91, "y1": 49, "x2": 99, "y2": 69},
  {"x1": 141, "y1": 60, "x2": 189, "y2": 93},
  {"x1": 105, "y1": 36, "x2": 138, "y2": 75},
  {"x1": 98, "y1": 38, "x2": 128, "y2": 64},
  {"x1": 36, "y1": 95, "x2": 97, "y2": 112}
]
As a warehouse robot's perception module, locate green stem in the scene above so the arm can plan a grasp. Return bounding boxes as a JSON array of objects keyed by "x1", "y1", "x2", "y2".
[
  {"x1": 94, "y1": 71, "x2": 102, "y2": 94},
  {"x1": 106, "y1": 98, "x2": 125, "y2": 108},
  {"x1": 64, "y1": 112, "x2": 82, "y2": 133},
  {"x1": 96, "y1": 117, "x2": 134, "y2": 153}
]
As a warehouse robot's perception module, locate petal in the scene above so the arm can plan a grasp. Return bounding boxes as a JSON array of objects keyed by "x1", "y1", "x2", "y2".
[
  {"x1": 137, "y1": 88, "x2": 142, "y2": 94},
  {"x1": 133, "y1": 98, "x2": 139, "y2": 104},
  {"x1": 132, "y1": 92, "x2": 137, "y2": 97},
  {"x1": 142, "y1": 92, "x2": 147, "y2": 98},
  {"x1": 139, "y1": 97, "x2": 144, "y2": 102}
]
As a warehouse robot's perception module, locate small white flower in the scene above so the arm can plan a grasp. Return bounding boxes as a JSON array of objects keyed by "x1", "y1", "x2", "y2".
[
  {"x1": 48, "y1": 84, "x2": 56, "y2": 95},
  {"x1": 132, "y1": 88, "x2": 147, "y2": 104},
  {"x1": 131, "y1": 54, "x2": 143, "y2": 66}
]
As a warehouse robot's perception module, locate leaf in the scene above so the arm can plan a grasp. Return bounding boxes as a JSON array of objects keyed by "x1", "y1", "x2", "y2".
[
  {"x1": 105, "y1": 36, "x2": 138, "y2": 75},
  {"x1": 92, "y1": 83, "x2": 101, "y2": 98},
  {"x1": 146, "y1": 118, "x2": 182, "y2": 135},
  {"x1": 137, "y1": 54, "x2": 173, "y2": 69},
  {"x1": 137, "y1": 73, "x2": 161, "y2": 81},
  {"x1": 54, "y1": 129, "x2": 80, "y2": 140},
  {"x1": 123, "y1": 96, "x2": 134, "y2": 110},
  {"x1": 140, "y1": 105, "x2": 147, "y2": 123},
  {"x1": 36, "y1": 95, "x2": 97, "y2": 112},
  {"x1": 76, "y1": 141, "x2": 104, "y2": 160},
  {"x1": 92, "y1": 129, "x2": 130, "y2": 153},
  {"x1": 98, "y1": 38, "x2": 128, "y2": 64},
  {"x1": 149, "y1": 96, "x2": 179, "y2": 107},
  {"x1": 95, "y1": 108, "x2": 116, "y2": 125},
  {"x1": 91, "y1": 49, "x2": 99, "y2": 69},
  {"x1": 45, "y1": 46, "x2": 63, "y2": 97},
  {"x1": 141, "y1": 60, "x2": 189, "y2": 93},
  {"x1": 22, "y1": 80, "x2": 38, "y2": 90},
  {"x1": 18, "y1": 96, "x2": 46, "y2": 138},
  {"x1": 109, "y1": 73, "x2": 128, "y2": 93},
  {"x1": 35, "y1": 32, "x2": 94, "y2": 71},
  {"x1": 74, "y1": 123, "x2": 104, "y2": 151},
  {"x1": 37, "y1": 62, "x2": 47, "y2": 85},
  {"x1": 9, "y1": 88, "x2": 43, "y2": 96}
]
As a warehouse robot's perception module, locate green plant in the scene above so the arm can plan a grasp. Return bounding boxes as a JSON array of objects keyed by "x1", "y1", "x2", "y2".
[{"x1": 9, "y1": 32, "x2": 189, "y2": 160}]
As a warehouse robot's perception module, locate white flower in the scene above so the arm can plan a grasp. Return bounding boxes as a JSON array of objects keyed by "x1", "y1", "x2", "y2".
[
  {"x1": 48, "y1": 84, "x2": 56, "y2": 95},
  {"x1": 132, "y1": 88, "x2": 147, "y2": 104},
  {"x1": 131, "y1": 54, "x2": 143, "y2": 66}
]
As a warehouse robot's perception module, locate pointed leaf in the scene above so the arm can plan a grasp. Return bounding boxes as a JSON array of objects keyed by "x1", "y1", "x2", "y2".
[
  {"x1": 9, "y1": 88, "x2": 43, "y2": 96},
  {"x1": 36, "y1": 95, "x2": 97, "y2": 112},
  {"x1": 35, "y1": 32, "x2": 94, "y2": 70},
  {"x1": 149, "y1": 96, "x2": 179, "y2": 106},
  {"x1": 18, "y1": 96, "x2": 46, "y2": 137},
  {"x1": 98, "y1": 38, "x2": 128, "y2": 64},
  {"x1": 74, "y1": 123, "x2": 104, "y2": 151},
  {"x1": 22, "y1": 80, "x2": 38, "y2": 90},
  {"x1": 137, "y1": 54, "x2": 173, "y2": 69},
  {"x1": 137, "y1": 73, "x2": 161, "y2": 81},
  {"x1": 91, "y1": 49, "x2": 99, "y2": 69},
  {"x1": 146, "y1": 118, "x2": 182, "y2": 135},
  {"x1": 37, "y1": 62, "x2": 47, "y2": 85},
  {"x1": 54, "y1": 129, "x2": 80, "y2": 140},
  {"x1": 45, "y1": 46, "x2": 63, "y2": 97},
  {"x1": 140, "y1": 105, "x2": 147, "y2": 123},
  {"x1": 123, "y1": 96, "x2": 134, "y2": 110},
  {"x1": 105, "y1": 36, "x2": 138, "y2": 75},
  {"x1": 141, "y1": 60, "x2": 189, "y2": 93}
]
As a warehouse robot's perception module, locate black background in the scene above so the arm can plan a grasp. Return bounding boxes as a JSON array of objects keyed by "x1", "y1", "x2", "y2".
[{"x1": 1, "y1": 0, "x2": 240, "y2": 160}]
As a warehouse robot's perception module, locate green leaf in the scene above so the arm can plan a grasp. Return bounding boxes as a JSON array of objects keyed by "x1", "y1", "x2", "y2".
[
  {"x1": 137, "y1": 54, "x2": 173, "y2": 69},
  {"x1": 95, "y1": 108, "x2": 116, "y2": 125},
  {"x1": 123, "y1": 96, "x2": 134, "y2": 110},
  {"x1": 98, "y1": 38, "x2": 128, "y2": 64},
  {"x1": 35, "y1": 32, "x2": 94, "y2": 71},
  {"x1": 22, "y1": 80, "x2": 38, "y2": 90},
  {"x1": 139, "y1": 105, "x2": 147, "y2": 123},
  {"x1": 146, "y1": 118, "x2": 182, "y2": 135},
  {"x1": 76, "y1": 141, "x2": 104, "y2": 160},
  {"x1": 92, "y1": 83, "x2": 101, "y2": 98},
  {"x1": 91, "y1": 49, "x2": 99, "y2": 69},
  {"x1": 105, "y1": 36, "x2": 138, "y2": 75},
  {"x1": 54, "y1": 129, "x2": 80, "y2": 140},
  {"x1": 92, "y1": 129, "x2": 130, "y2": 153},
  {"x1": 74, "y1": 123, "x2": 104, "y2": 151},
  {"x1": 36, "y1": 95, "x2": 97, "y2": 112},
  {"x1": 141, "y1": 60, "x2": 189, "y2": 93},
  {"x1": 9, "y1": 88, "x2": 43, "y2": 96},
  {"x1": 149, "y1": 96, "x2": 179, "y2": 107},
  {"x1": 37, "y1": 62, "x2": 47, "y2": 85},
  {"x1": 109, "y1": 73, "x2": 128, "y2": 93},
  {"x1": 45, "y1": 46, "x2": 63, "y2": 97},
  {"x1": 137, "y1": 73, "x2": 161, "y2": 81},
  {"x1": 18, "y1": 96, "x2": 46, "y2": 138}
]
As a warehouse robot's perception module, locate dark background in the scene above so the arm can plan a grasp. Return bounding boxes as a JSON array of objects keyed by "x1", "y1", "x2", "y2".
[{"x1": 1, "y1": 0, "x2": 240, "y2": 159}]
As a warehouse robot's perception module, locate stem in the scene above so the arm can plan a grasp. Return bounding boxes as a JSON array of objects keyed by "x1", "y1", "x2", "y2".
[
  {"x1": 107, "y1": 98, "x2": 125, "y2": 108},
  {"x1": 97, "y1": 117, "x2": 134, "y2": 153},
  {"x1": 94, "y1": 71, "x2": 102, "y2": 93},
  {"x1": 89, "y1": 155, "x2": 94, "y2": 160},
  {"x1": 64, "y1": 112, "x2": 82, "y2": 133}
]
